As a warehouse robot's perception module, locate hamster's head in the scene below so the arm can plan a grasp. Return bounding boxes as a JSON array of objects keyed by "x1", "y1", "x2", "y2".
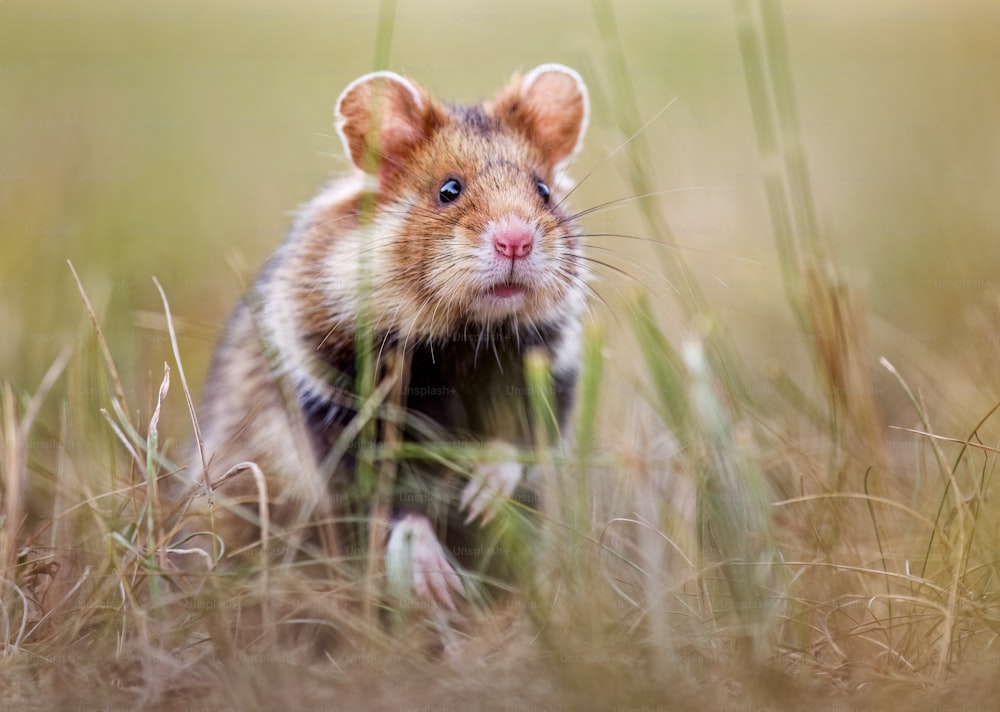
[{"x1": 334, "y1": 64, "x2": 590, "y2": 341}]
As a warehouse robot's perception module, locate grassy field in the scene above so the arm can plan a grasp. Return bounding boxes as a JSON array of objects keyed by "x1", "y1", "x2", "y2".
[{"x1": 3, "y1": 1, "x2": 1000, "y2": 709}]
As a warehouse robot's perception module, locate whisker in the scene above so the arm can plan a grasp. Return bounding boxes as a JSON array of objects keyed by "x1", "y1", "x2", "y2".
[
  {"x1": 560, "y1": 186, "x2": 726, "y2": 224},
  {"x1": 490, "y1": 318, "x2": 503, "y2": 372},
  {"x1": 374, "y1": 325, "x2": 396, "y2": 376},
  {"x1": 574, "y1": 255, "x2": 674, "y2": 297},
  {"x1": 401, "y1": 295, "x2": 433, "y2": 355},
  {"x1": 553, "y1": 263, "x2": 620, "y2": 332},
  {"x1": 474, "y1": 325, "x2": 486, "y2": 365},
  {"x1": 575, "y1": 244, "x2": 663, "y2": 284},
  {"x1": 572, "y1": 231, "x2": 768, "y2": 267},
  {"x1": 555, "y1": 95, "x2": 679, "y2": 210}
]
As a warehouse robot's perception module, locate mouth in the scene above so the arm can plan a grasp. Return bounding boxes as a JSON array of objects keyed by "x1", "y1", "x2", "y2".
[
  {"x1": 473, "y1": 282, "x2": 531, "y2": 316},
  {"x1": 486, "y1": 282, "x2": 526, "y2": 300}
]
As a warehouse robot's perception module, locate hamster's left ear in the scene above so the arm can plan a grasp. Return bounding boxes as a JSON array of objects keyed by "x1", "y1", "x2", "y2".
[{"x1": 489, "y1": 63, "x2": 589, "y2": 169}]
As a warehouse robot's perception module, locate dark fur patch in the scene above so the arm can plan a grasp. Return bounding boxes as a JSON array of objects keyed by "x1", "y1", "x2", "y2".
[
  {"x1": 299, "y1": 318, "x2": 572, "y2": 459},
  {"x1": 447, "y1": 104, "x2": 497, "y2": 134}
]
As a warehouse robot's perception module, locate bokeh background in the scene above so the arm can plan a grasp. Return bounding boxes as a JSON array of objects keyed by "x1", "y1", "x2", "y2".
[
  {"x1": 3, "y1": 1, "x2": 1000, "y2": 704},
  {"x1": 2, "y1": 0, "x2": 998, "y2": 436}
]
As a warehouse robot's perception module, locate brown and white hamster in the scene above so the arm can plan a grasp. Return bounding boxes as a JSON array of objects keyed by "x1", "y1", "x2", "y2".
[{"x1": 182, "y1": 64, "x2": 590, "y2": 609}]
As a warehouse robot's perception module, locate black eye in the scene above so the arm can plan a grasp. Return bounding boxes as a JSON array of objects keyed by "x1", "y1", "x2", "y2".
[
  {"x1": 438, "y1": 177, "x2": 463, "y2": 205},
  {"x1": 536, "y1": 179, "x2": 550, "y2": 204}
]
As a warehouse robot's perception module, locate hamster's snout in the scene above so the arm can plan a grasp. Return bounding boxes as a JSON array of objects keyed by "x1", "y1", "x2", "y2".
[{"x1": 493, "y1": 224, "x2": 534, "y2": 260}]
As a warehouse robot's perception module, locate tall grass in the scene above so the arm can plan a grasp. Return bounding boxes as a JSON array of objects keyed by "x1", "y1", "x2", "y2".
[{"x1": 3, "y1": 1, "x2": 1000, "y2": 710}]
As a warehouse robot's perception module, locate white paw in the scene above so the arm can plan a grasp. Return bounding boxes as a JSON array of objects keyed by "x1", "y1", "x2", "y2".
[
  {"x1": 460, "y1": 445, "x2": 523, "y2": 525},
  {"x1": 386, "y1": 512, "x2": 463, "y2": 610}
]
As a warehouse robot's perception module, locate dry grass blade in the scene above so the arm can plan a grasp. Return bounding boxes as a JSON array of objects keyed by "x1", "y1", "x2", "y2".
[
  {"x1": 890, "y1": 426, "x2": 1000, "y2": 455},
  {"x1": 1, "y1": 347, "x2": 72, "y2": 573},
  {"x1": 364, "y1": 349, "x2": 407, "y2": 629},
  {"x1": 144, "y1": 363, "x2": 170, "y2": 601},
  {"x1": 67, "y1": 260, "x2": 129, "y2": 416},
  {"x1": 801, "y1": 260, "x2": 884, "y2": 469},
  {"x1": 881, "y1": 358, "x2": 968, "y2": 677},
  {"x1": 1, "y1": 384, "x2": 20, "y2": 577},
  {"x1": 152, "y1": 276, "x2": 208, "y2": 488},
  {"x1": 21, "y1": 566, "x2": 92, "y2": 642},
  {"x1": 0, "y1": 576, "x2": 30, "y2": 658},
  {"x1": 598, "y1": 516, "x2": 695, "y2": 570},
  {"x1": 774, "y1": 493, "x2": 944, "y2": 539}
]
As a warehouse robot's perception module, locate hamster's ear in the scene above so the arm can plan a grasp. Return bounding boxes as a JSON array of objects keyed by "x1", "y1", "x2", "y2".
[
  {"x1": 335, "y1": 71, "x2": 444, "y2": 180},
  {"x1": 489, "y1": 64, "x2": 589, "y2": 168}
]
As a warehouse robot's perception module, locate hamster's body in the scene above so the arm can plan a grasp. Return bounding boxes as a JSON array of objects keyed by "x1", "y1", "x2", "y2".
[{"x1": 182, "y1": 65, "x2": 590, "y2": 607}]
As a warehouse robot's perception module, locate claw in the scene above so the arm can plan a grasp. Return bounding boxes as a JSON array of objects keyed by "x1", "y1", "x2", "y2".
[{"x1": 460, "y1": 459, "x2": 523, "y2": 525}]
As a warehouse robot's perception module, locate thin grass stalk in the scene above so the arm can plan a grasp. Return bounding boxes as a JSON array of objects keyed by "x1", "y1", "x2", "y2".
[
  {"x1": 353, "y1": 0, "x2": 398, "y2": 520},
  {"x1": 939, "y1": 399, "x2": 1000, "y2": 582},
  {"x1": 0, "y1": 384, "x2": 21, "y2": 578},
  {"x1": 1, "y1": 347, "x2": 72, "y2": 575},
  {"x1": 363, "y1": 348, "x2": 407, "y2": 630},
  {"x1": 733, "y1": 0, "x2": 845, "y2": 478},
  {"x1": 573, "y1": 321, "x2": 603, "y2": 468},
  {"x1": 881, "y1": 359, "x2": 966, "y2": 582},
  {"x1": 152, "y1": 277, "x2": 208, "y2": 491},
  {"x1": 864, "y1": 465, "x2": 893, "y2": 648},
  {"x1": 525, "y1": 350, "x2": 558, "y2": 470},
  {"x1": 629, "y1": 295, "x2": 689, "y2": 440},
  {"x1": 684, "y1": 337, "x2": 774, "y2": 661},
  {"x1": 0, "y1": 576, "x2": 29, "y2": 658},
  {"x1": 759, "y1": 0, "x2": 821, "y2": 252},
  {"x1": 589, "y1": 0, "x2": 749, "y2": 404},
  {"x1": 68, "y1": 261, "x2": 130, "y2": 419},
  {"x1": 731, "y1": 0, "x2": 809, "y2": 329},
  {"x1": 733, "y1": 1, "x2": 875, "y2": 470},
  {"x1": 566, "y1": 322, "x2": 604, "y2": 545},
  {"x1": 50, "y1": 403, "x2": 70, "y2": 556},
  {"x1": 143, "y1": 363, "x2": 169, "y2": 606},
  {"x1": 893, "y1": 416, "x2": 967, "y2": 677}
]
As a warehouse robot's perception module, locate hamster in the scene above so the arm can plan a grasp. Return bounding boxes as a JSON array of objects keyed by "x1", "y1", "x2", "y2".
[{"x1": 180, "y1": 64, "x2": 590, "y2": 610}]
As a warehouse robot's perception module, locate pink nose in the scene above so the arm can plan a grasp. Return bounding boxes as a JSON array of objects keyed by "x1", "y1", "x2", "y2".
[{"x1": 493, "y1": 226, "x2": 534, "y2": 259}]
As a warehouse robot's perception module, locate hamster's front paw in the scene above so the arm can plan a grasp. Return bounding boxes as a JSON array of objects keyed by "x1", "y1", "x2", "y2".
[
  {"x1": 386, "y1": 512, "x2": 464, "y2": 610},
  {"x1": 460, "y1": 449, "x2": 523, "y2": 526}
]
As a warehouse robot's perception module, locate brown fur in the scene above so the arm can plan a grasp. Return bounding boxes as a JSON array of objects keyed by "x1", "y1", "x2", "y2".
[{"x1": 177, "y1": 65, "x2": 590, "y2": 593}]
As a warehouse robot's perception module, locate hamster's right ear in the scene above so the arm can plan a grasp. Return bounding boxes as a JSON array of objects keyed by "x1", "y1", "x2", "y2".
[{"x1": 335, "y1": 71, "x2": 444, "y2": 180}]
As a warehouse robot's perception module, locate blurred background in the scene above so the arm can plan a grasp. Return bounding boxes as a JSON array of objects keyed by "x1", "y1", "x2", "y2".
[
  {"x1": 5, "y1": 3, "x2": 1000, "y2": 704},
  {"x1": 2, "y1": 0, "x2": 999, "y2": 450}
]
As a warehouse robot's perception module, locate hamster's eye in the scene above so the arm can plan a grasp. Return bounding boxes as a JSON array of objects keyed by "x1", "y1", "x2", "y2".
[
  {"x1": 536, "y1": 179, "x2": 551, "y2": 204},
  {"x1": 438, "y1": 178, "x2": 463, "y2": 205}
]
